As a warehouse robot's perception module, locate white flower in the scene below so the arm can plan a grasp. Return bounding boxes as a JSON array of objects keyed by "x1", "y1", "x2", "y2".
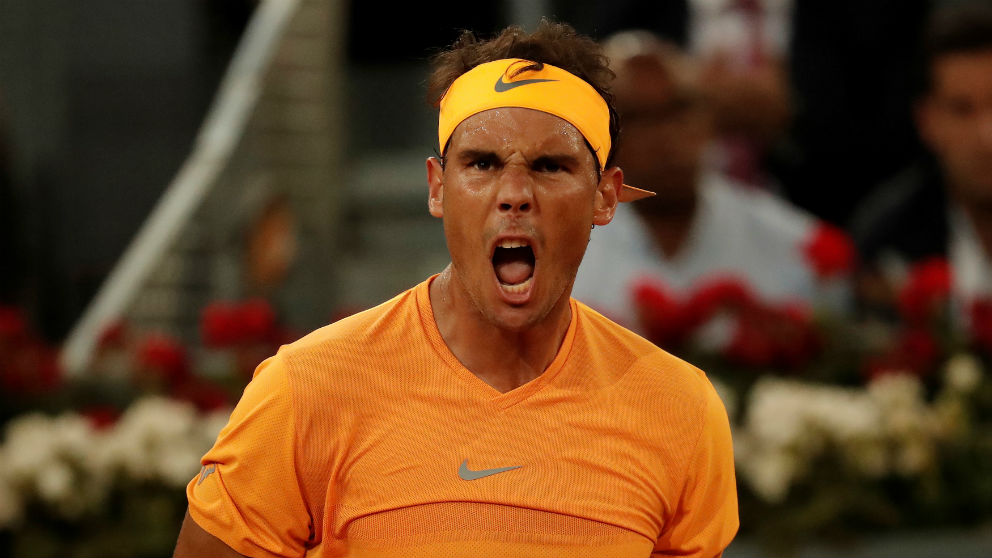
[
  {"x1": 0, "y1": 411, "x2": 108, "y2": 519},
  {"x1": 3, "y1": 413, "x2": 61, "y2": 484},
  {"x1": 157, "y1": 441, "x2": 206, "y2": 489},
  {"x1": 944, "y1": 354, "x2": 983, "y2": 394},
  {"x1": 35, "y1": 461, "x2": 73, "y2": 505},
  {"x1": 745, "y1": 378, "x2": 809, "y2": 449},
  {"x1": 201, "y1": 408, "x2": 233, "y2": 444},
  {"x1": 100, "y1": 396, "x2": 212, "y2": 486},
  {"x1": 0, "y1": 396, "x2": 234, "y2": 525},
  {"x1": 739, "y1": 446, "x2": 798, "y2": 503},
  {"x1": 895, "y1": 437, "x2": 933, "y2": 477},
  {"x1": 869, "y1": 374, "x2": 924, "y2": 413},
  {"x1": 807, "y1": 388, "x2": 882, "y2": 443},
  {"x1": 0, "y1": 452, "x2": 23, "y2": 529}
]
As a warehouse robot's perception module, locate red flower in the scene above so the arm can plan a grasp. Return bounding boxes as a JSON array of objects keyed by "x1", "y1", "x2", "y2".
[
  {"x1": 722, "y1": 302, "x2": 819, "y2": 369},
  {"x1": 201, "y1": 302, "x2": 242, "y2": 348},
  {"x1": 0, "y1": 340, "x2": 62, "y2": 393},
  {"x1": 864, "y1": 328, "x2": 940, "y2": 380},
  {"x1": 724, "y1": 313, "x2": 778, "y2": 368},
  {"x1": 898, "y1": 258, "x2": 952, "y2": 324},
  {"x1": 803, "y1": 223, "x2": 855, "y2": 279},
  {"x1": 97, "y1": 319, "x2": 128, "y2": 350},
  {"x1": 81, "y1": 405, "x2": 120, "y2": 430},
  {"x1": 0, "y1": 305, "x2": 27, "y2": 341},
  {"x1": 683, "y1": 277, "x2": 756, "y2": 329},
  {"x1": 970, "y1": 298, "x2": 992, "y2": 353},
  {"x1": 136, "y1": 333, "x2": 190, "y2": 385},
  {"x1": 172, "y1": 379, "x2": 232, "y2": 412},
  {"x1": 771, "y1": 302, "x2": 821, "y2": 369},
  {"x1": 237, "y1": 299, "x2": 276, "y2": 344},
  {"x1": 202, "y1": 299, "x2": 277, "y2": 347},
  {"x1": 631, "y1": 277, "x2": 688, "y2": 349}
]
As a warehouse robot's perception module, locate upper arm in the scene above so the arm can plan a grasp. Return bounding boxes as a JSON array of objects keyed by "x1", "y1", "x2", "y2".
[
  {"x1": 654, "y1": 382, "x2": 739, "y2": 557},
  {"x1": 174, "y1": 510, "x2": 247, "y2": 558},
  {"x1": 184, "y1": 354, "x2": 314, "y2": 557}
]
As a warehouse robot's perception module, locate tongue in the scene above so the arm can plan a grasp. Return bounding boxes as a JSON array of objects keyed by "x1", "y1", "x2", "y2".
[{"x1": 495, "y1": 260, "x2": 533, "y2": 285}]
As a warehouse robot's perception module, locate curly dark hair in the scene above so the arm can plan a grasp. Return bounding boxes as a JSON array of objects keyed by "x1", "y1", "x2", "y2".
[{"x1": 428, "y1": 20, "x2": 620, "y2": 169}]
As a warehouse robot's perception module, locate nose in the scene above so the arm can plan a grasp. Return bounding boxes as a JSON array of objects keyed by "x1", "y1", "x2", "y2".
[{"x1": 496, "y1": 166, "x2": 534, "y2": 213}]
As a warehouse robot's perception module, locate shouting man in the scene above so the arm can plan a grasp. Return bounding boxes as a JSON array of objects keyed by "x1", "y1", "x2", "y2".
[{"x1": 174, "y1": 21, "x2": 737, "y2": 558}]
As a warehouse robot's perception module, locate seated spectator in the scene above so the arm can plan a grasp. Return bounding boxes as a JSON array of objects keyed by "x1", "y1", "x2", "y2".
[
  {"x1": 572, "y1": 30, "x2": 852, "y2": 333},
  {"x1": 691, "y1": 0, "x2": 794, "y2": 190},
  {"x1": 851, "y1": 1, "x2": 992, "y2": 323}
]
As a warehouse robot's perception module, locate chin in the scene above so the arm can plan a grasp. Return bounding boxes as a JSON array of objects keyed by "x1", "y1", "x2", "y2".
[{"x1": 484, "y1": 305, "x2": 543, "y2": 332}]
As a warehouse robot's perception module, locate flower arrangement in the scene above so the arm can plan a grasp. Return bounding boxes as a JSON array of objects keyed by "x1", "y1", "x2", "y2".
[
  {"x1": 0, "y1": 297, "x2": 290, "y2": 557},
  {"x1": 632, "y1": 256, "x2": 992, "y2": 553},
  {"x1": 3, "y1": 250, "x2": 991, "y2": 555},
  {"x1": 0, "y1": 397, "x2": 230, "y2": 556}
]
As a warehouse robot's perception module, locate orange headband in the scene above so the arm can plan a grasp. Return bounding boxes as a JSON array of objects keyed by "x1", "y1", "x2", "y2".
[{"x1": 438, "y1": 58, "x2": 654, "y2": 202}]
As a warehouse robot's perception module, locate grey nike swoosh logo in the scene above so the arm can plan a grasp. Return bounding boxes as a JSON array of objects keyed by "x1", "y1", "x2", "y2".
[
  {"x1": 197, "y1": 464, "x2": 216, "y2": 485},
  {"x1": 458, "y1": 459, "x2": 522, "y2": 480},
  {"x1": 494, "y1": 75, "x2": 558, "y2": 92}
]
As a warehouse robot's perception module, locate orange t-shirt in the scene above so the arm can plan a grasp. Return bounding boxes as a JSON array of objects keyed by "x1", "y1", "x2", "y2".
[{"x1": 187, "y1": 277, "x2": 738, "y2": 557}]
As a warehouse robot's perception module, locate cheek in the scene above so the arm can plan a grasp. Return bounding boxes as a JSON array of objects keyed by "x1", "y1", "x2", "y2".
[{"x1": 545, "y1": 197, "x2": 595, "y2": 251}]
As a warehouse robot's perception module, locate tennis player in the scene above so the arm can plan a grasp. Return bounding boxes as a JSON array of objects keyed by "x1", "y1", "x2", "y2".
[{"x1": 174, "y1": 21, "x2": 737, "y2": 558}]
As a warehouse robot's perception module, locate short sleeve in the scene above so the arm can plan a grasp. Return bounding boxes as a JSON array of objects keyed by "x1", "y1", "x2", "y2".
[
  {"x1": 186, "y1": 353, "x2": 312, "y2": 558},
  {"x1": 654, "y1": 383, "x2": 739, "y2": 557}
]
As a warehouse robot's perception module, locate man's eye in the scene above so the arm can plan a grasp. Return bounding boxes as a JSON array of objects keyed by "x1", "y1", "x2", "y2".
[
  {"x1": 471, "y1": 159, "x2": 493, "y2": 170},
  {"x1": 536, "y1": 160, "x2": 563, "y2": 173}
]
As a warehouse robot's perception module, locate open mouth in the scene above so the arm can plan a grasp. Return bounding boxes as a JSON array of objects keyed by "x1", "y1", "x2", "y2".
[{"x1": 492, "y1": 240, "x2": 536, "y2": 294}]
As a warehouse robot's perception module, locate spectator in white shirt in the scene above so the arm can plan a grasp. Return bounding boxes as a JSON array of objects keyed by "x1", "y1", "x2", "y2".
[{"x1": 573, "y1": 30, "x2": 852, "y2": 332}]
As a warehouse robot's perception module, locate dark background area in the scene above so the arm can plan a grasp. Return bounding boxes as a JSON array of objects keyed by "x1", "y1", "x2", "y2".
[{"x1": 0, "y1": 0, "x2": 936, "y2": 341}]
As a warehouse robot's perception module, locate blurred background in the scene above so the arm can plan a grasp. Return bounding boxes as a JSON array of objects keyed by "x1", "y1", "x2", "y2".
[{"x1": 1, "y1": 0, "x2": 991, "y2": 556}]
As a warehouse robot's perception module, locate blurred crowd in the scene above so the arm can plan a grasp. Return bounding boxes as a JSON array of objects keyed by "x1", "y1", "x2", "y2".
[
  {"x1": 573, "y1": 0, "x2": 992, "y2": 348},
  {"x1": 0, "y1": 0, "x2": 990, "y2": 372},
  {"x1": 2, "y1": 1, "x2": 992, "y2": 554}
]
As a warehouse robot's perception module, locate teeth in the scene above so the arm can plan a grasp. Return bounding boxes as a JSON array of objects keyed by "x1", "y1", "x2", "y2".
[
  {"x1": 500, "y1": 276, "x2": 533, "y2": 294},
  {"x1": 497, "y1": 240, "x2": 530, "y2": 249}
]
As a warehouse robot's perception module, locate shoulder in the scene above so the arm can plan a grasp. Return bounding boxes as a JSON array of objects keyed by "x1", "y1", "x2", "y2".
[
  {"x1": 573, "y1": 301, "x2": 715, "y2": 404},
  {"x1": 270, "y1": 283, "x2": 427, "y2": 398},
  {"x1": 282, "y1": 286, "x2": 420, "y2": 360}
]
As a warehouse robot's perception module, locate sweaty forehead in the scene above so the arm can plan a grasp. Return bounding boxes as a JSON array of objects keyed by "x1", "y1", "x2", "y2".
[{"x1": 448, "y1": 107, "x2": 590, "y2": 157}]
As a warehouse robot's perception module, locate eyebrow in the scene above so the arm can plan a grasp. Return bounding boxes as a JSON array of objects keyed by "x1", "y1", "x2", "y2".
[
  {"x1": 452, "y1": 149, "x2": 586, "y2": 168},
  {"x1": 453, "y1": 149, "x2": 500, "y2": 162},
  {"x1": 532, "y1": 153, "x2": 583, "y2": 168}
]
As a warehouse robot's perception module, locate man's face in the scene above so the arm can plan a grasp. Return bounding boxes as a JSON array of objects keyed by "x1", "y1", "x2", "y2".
[
  {"x1": 427, "y1": 107, "x2": 621, "y2": 331},
  {"x1": 612, "y1": 56, "x2": 710, "y2": 211},
  {"x1": 918, "y1": 49, "x2": 992, "y2": 204}
]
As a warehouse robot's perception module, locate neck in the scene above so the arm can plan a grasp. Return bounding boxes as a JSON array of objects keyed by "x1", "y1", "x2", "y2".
[{"x1": 429, "y1": 267, "x2": 572, "y2": 393}]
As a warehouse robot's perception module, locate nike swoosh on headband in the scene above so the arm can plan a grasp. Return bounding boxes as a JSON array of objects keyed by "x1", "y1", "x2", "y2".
[{"x1": 494, "y1": 75, "x2": 558, "y2": 93}]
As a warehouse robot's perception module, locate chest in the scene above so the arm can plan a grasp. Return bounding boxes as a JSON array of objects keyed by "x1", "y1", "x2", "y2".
[{"x1": 320, "y1": 390, "x2": 676, "y2": 545}]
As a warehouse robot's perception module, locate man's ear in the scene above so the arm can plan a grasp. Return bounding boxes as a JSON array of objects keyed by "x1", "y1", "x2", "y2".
[
  {"x1": 593, "y1": 166, "x2": 623, "y2": 226},
  {"x1": 427, "y1": 157, "x2": 444, "y2": 218}
]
